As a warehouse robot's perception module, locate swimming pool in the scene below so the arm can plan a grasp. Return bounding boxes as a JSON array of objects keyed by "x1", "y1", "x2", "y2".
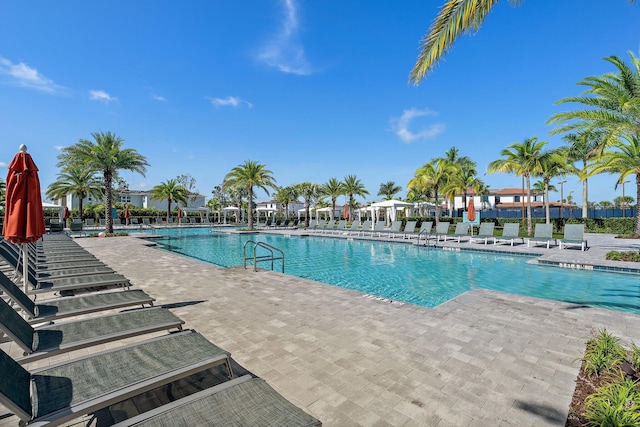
[{"x1": 150, "y1": 228, "x2": 640, "y2": 314}]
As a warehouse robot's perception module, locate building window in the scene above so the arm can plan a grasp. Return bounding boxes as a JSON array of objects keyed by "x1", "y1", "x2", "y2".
[
  {"x1": 120, "y1": 195, "x2": 131, "y2": 204},
  {"x1": 514, "y1": 196, "x2": 520, "y2": 202},
  {"x1": 481, "y1": 195, "x2": 489, "y2": 202}
]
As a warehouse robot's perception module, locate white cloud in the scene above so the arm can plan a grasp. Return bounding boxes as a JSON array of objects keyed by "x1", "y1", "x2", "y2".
[
  {"x1": 54, "y1": 145, "x2": 65, "y2": 151},
  {"x1": 208, "y1": 96, "x2": 253, "y2": 108},
  {"x1": 0, "y1": 161, "x2": 7, "y2": 168},
  {"x1": 391, "y1": 108, "x2": 445, "y2": 144},
  {"x1": 152, "y1": 94, "x2": 167, "y2": 102},
  {"x1": 0, "y1": 56, "x2": 64, "y2": 93},
  {"x1": 89, "y1": 89, "x2": 117, "y2": 103},
  {"x1": 258, "y1": 0, "x2": 311, "y2": 75}
]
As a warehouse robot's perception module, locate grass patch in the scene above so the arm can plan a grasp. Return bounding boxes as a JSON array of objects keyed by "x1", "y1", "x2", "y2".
[{"x1": 605, "y1": 251, "x2": 640, "y2": 262}]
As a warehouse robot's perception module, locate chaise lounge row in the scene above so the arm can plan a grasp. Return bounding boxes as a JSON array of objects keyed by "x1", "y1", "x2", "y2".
[{"x1": 0, "y1": 234, "x2": 321, "y2": 426}]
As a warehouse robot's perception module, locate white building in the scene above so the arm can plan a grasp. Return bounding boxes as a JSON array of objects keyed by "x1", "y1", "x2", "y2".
[{"x1": 56, "y1": 190, "x2": 206, "y2": 211}]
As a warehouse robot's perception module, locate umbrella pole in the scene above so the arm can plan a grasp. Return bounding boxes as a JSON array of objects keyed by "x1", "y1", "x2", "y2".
[{"x1": 22, "y1": 244, "x2": 29, "y2": 295}]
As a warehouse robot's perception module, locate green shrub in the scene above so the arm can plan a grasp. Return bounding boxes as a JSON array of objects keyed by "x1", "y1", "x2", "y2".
[
  {"x1": 584, "y1": 376, "x2": 640, "y2": 427},
  {"x1": 583, "y1": 329, "x2": 628, "y2": 378},
  {"x1": 605, "y1": 251, "x2": 640, "y2": 262}
]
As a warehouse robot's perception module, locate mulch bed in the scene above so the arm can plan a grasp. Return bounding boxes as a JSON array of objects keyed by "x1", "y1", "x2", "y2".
[{"x1": 565, "y1": 360, "x2": 605, "y2": 426}]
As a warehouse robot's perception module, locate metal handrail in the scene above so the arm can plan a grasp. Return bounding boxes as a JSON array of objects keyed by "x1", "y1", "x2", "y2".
[
  {"x1": 243, "y1": 240, "x2": 285, "y2": 273},
  {"x1": 416, "y1": 229, "x2": 434, "y2": 247}
]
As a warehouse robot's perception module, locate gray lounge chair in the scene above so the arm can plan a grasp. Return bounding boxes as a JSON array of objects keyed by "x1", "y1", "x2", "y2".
[
  {"x1": 26, "y1": 271, "x2": 131, "y2": 295},
  {"x1": 0, "y1": 272, "x2": 154, "y2": 323},
  {"x1": 414, "y1": 221, "x2": 434, "y2": 245},
  {"x1": 345, "y1": 220, "x2": 361, "y2": 234},
  {"x1": 386, "y1": 221, "x2": 403, "y2": 238},
  {"x1": 369, "y1": 221, "x2": 387, "y2": 237},
  {"x1": 329, "y1": 220, "x2": 347, "y2": 234},
  {"x1": 0, "y1": 331, "x2": 233, "y2": 427},
  {"x1": 559, "y1": 224, "x2": 588, "y2": 251},
  {"x1": 112, "y1": 375, "x2": 322, "y2": 427},
  {"x1": 441, "y1": 223, "x2": 470, "y2": 243},
  {"x1": 69, "y1": 220, "x2": 84, "y2": 236},
  {"x1": 493, "y1": 223, "x2": 524, "y2": 246},
  {"x1": 469, "y1": 223, "x2": 495, "y2": 245},
  {"x1": 432, "y1": 222, "x2": 451, "y2": 242},
  {"x1": 0, "y1": 297, "x2": 184, "y2": 363},
  {"x1": 527, "y1": 223, "x2": 556, "y2": 248},
  {"x1": 350, "y1": 220, "x2": 371, "y2": 236},
  {"x1": 401, "y1": 221, "x2": 417, "y2": 239}
]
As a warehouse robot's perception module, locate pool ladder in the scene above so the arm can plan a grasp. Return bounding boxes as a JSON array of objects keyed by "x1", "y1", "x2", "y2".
[
  {"x1": 416, "y1": 230, "x2": 435, "y2": 248},
  {"x1": 243, "y1": 241, "x2": 285, "y2": 273}
]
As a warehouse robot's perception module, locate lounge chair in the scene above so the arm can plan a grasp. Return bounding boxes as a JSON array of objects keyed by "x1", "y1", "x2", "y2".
[
  {"x1": 26, "y1": 271, "x2": 131, "y2": 295},
  {"x1": 319, "y1": 219, "x2": 337, "y2": 234},
  {"x1": 69, "y1": 220, "x2": 84, "y2": 236},
  {"x1": 559, "y1": 224, "x2": 588, "y2": 251},
  {"x1": 440, "y1": 222, "x2": 470, "y2": 243},
  {"x1": 350, "y1": 220, "x2": 371, "y2": 236},
  {"x1": 469, "y1": 223, "x2": 496, "y2": 245},
  {"x1": 49, "y1": 219, "x2": 64, "y2": 233},
  {"x1": 527, "y1": 223, "x2": 556, "y2": 248},
  {"x1": 493, "y1": 223, "x2": 524, "y2": 246},
  {"x1": 0, "y1": 331, "x2": 233, "y2": 427},
  {"x1": 432, "y1": 222, "x2": 451, "y2": 242},
  {"x1": 142, "y1": 218, "x2": 151, "y2": 226},
  {"x1": 415, "y1": 221, "x2": 434, "y2": 245},
  {"x1": 345, "y1": 220, "x2": 361, "y2": 234},
  {"x1": 0, "y1": 272, "x2": 154, "y2": 322},
  {"x1": 84, "y1": 218, "x2": 96, "y2": 228},
  {"x1": 112, "y1": 375, "x2": 322, "y2": 427},
  {"x1": 386, "y1": 221, "x2": 403, "y2": 238},
  {"x1": 0, "y1": 297, "x2": 184, "y2": 364},
  {"x1": 329, "y1": 220, "x2": 347, "y2": 234},
  {"x1": 367, "y1": 221, "x2": 387, "y2": 237},
  {"x1": 401, "y1": 221, "x2": 417, "y2": 239}
]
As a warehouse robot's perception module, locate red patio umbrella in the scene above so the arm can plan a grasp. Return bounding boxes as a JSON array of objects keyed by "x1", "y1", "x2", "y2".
[
  {"x1": 124, "y1": 205, "x2": 130, "y2": 225},
  {"x1": 467, "y1": 198, "x2": 476, "y2": 222},
  {"x1": 63, "y1": 206, "x2": 70, "y2": 219},
  {"x1": 3, "y1": 145, "x2": 46, "y2": 293},
  {"x1": 343, "y1": 204, "x2": 349, "y2": 220}
]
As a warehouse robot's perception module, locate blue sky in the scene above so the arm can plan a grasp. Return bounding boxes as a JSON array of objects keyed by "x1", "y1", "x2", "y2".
[{"x1": 1, "y1": 1, "x2": 639, "y2": 206}]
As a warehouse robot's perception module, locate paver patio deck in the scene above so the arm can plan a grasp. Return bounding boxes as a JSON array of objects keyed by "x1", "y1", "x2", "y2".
[{"x1": 2, "y1": 230, "x2": 640, "y2": 426}]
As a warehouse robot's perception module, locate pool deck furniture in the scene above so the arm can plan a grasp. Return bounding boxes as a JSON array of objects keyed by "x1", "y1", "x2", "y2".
[
  {"x1": 559, "y1": 224, "x2": 588, "y2": 251},
  {"x1": 0, "y1": 331, "x2": 233, "y2": 427},
  {"x1": 0, "y1": 297, "x2": 184, "y2": 364},
  {"x1": 350, "y1": 220, "x2": 371, "y2": 236},
  {"x1": 0, "y1": 272, "x2": 155, "y2": 323},
  {"x1": 386, "y1": 221, "x2": 403, "y2": 238},
  {"x1": 432, "y1": 222, "x2": 451, "y2": 242},
  {"x1": 401, "y1": 220, "x2": 417, "y2": 239},
  {"x1": 111, "y1": 375, "x2": 322, "y2": 427},
  {"x1": 527, "y1": 223, "x2": 556, "y2": 248},
  {"x1": 493, "y1": 223, "x2": 524, "y2": 246},
  {"x1": 469, "y1": 223, "x2": 496, "y2": 245},
  {"x1": 415, "y1": 221, "x2": 434, "y2": 245},
  {"x1": 442, "y1": 222, "x2": 471, "y2": 243}
]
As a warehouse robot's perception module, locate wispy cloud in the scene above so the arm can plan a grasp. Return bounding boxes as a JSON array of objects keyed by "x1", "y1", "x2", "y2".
[
  {"x1": 0, "y1": 56, "x2": 64, "y2": 93},
  {"x1": 258, "y1": 0, "x2": 311, "y2": 75},
  {"x1": 89, "y1": 89, "x2": 117, "y2": 103},
  {"x1": 152, "y1": 94, "x2": 167, "y2": 102},
  {"x1": 0, "y1": 161, "x2": 7, "y2": 168},
  {"x1": 208, "y1": 96, "x2": 253, "y2": 108},
  {"x1": 54, "y1": 145, "x2": 65, "y2": 151},
  {"x1": 390, "y1": 108, "x2": 445, "y2": 144}
]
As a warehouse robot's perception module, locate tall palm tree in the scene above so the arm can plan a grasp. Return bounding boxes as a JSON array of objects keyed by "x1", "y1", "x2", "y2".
[
  {"x1": 45, "y1": 167, "x2": 103, "y2": 220},
  {"x1": 150, "y1": 179, "x2": 189, "y2": 223},
  {"x1": 410, "y1": 1, "x2": 637, "y2": 85},
  {"x1": 57, "y1": 131, "x2": 149, "y2": 233},
  {"x1": 342, "y1": 175, "x2": 369, "y2": 220},
  {"x1": 0, "y1": 177, "x2": 6, "y2": 206},
  {"x1": 296, "y1": 182, "x2": 323, "y2": 227},
  {"x1": 407, "y1": 158, "x2": 455, "y2": 224},
  {"x1": 537, "y1": 149, "x2": 574, "y2": 224},
  {"x1": 377, "y1": 181, "x2": 402, "y2": 201},
  {"x1": 487, "y1": 137, "x2": 547, "y2": 235},
  {"x1": 322, "y1": 178, "x2": 345, "y2": 220},
  {"x1": 563, "y1": 133, "x2": 602, "y2": 219},
  {"x1": 590, "y1": 134, "x2": 640, "y2": 234},
  {"x1": 223, "y1": 160, "x2": 277, "y2": 231}
]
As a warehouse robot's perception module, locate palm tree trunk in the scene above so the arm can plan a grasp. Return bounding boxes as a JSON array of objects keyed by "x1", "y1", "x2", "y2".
[
  {"x1": 167, "y1": 199, "x2": 172, "y2": 223},
  {"x1": 104, "y1": 171, "x2": 113, "y2": 234},
  {"x1": 434, "y1": 188, "x2": 440, "y2": 225},
  {"x1": 635, "y1": 174, "x2": 640, "y2": 235},
  {"x1": 248, "y1": 187, "x2": 254, "y2": 230},
  {"x1": 305, "y1": 202, "x2": 311, "y2": 227},
  {"x1": 332, "y1": 199, "x2": 336, "y2": 221},
  {"x1": 544, "y1": 180, "x2": 550, "y2": 224},
  {"x1": 525, "y1": 175, "x2": 533, "y2": 236},
  {"x1": 582, "y1": 177, "x2": 588, "y2": 219},
  {"x1": 78, "y1": 198, "x2": 84, "y2": 221}
]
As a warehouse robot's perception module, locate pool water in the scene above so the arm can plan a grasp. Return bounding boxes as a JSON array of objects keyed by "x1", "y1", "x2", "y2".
[{"x1": 150, "y1": 228, "x2": 640, "y2": 314}]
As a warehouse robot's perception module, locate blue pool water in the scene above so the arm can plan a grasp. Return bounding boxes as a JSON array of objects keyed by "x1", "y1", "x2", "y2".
[{"x1": 150, "y1": 228, "x2": 640, "y2": 314}]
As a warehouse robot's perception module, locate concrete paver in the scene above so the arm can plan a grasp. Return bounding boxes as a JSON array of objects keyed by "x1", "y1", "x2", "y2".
[{"x1": 1, "y1": 230, "x2": 640, "y2": 426}]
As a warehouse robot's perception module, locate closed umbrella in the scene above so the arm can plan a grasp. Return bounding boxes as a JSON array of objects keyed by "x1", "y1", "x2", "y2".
[
  {"x1": 3, "y1": 145, "x2": 46, "y2": 293},
  {"x1": 467, "y1": 198, "x2": 476, "y2": 236},
  {"x1": 124, "y1": 205, "x2": 130, "y2": 226},
  {"x1": 63, "y1": 206, "x2": 70, "y2": 220},
  {"x1": 343, "y1": 204, "x2": 349, "y2": 220}
]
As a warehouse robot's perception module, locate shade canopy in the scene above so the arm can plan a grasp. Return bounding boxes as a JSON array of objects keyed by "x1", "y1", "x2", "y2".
[{"x1": 3, "y1": 147, "x2": 46, "y2": 244}]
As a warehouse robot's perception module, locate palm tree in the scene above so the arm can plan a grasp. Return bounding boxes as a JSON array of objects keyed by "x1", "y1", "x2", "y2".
[
  {"x1": 45, "y1": 167, "x2": 103, "y2": 220},
  {"x1": 377, "y1": 181, "x2": 402, "y2": 201},
  {"x1": 296, "y1": 182, "x2": 323, "y2": 227},
  {"x1": 150, "y1": 179, "x2": 189, "y2": 223},
  {"x1": 537, "y1": 149, "x2": 574, "y2": 224},
  {"x1": 407, "y1": 158, "x2": 455, "y2": 224},
  {"x1": 223, "y1": 160, "x2": 277, "y2": 231},
  {"x1": 409, "y1": 1, "x2": 638, "y2": 85},
  {"x1": 487, "y1": 137, "x2": 547, "y2": 236},
  {"x1": 0, "y1": 177, "x2": 6, "y2": 206},
  {"x1": 342, "y1": 175, "x2": 369, "y2": 220},
  {"x1": 590, "y1": 134, "x2": 640, "y2": 234},
  {"x1": 563, "y1": 133, "x2": 602, "y2": 219},
  {"x1": 274, "y1": 186, "x2": 299, "y2": 219},
  {"x1": 57, "y1": 131, "x2": 149, "y2": 233},
  {"x1": 322, "y1": 178, "x2": 345, "y2": 220}
]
